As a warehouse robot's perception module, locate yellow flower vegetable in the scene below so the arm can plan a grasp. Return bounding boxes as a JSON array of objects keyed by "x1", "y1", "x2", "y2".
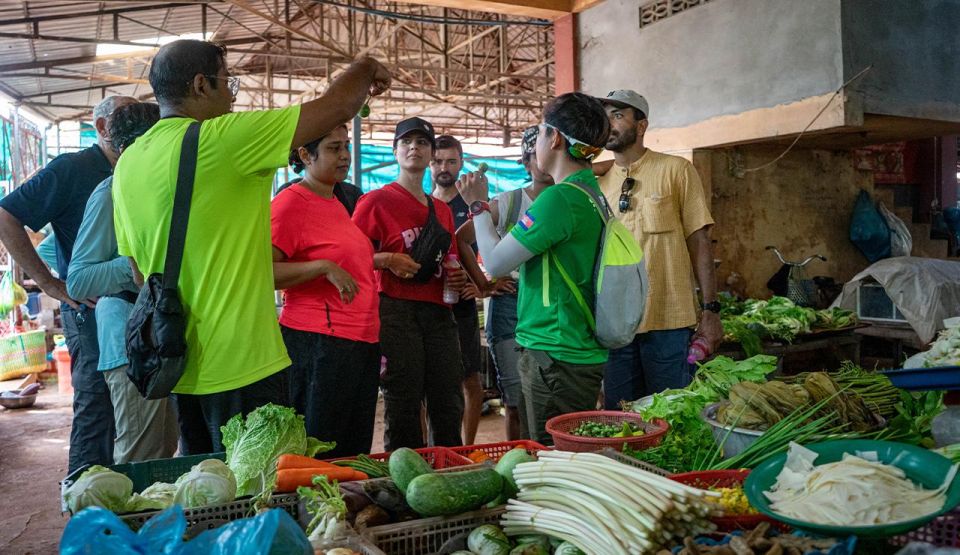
[{"x1": 713, "y1": 486, "x2": 757, "y2": 515}]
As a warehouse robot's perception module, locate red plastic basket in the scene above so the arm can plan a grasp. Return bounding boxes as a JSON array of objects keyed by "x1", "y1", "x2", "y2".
[
  {"x1": 669, "y1": 470, "x2": 788, "y2": 533},
  {"x1": 545, "y1": 411, "x2": 669, "y2": 453},
  {"x1": 327, "y1": 447, "x2": 472, "y2": 470},
  {"x1": 891, "y1": 507, "x2": 960, "y2": 548},
  {"x1": 450, "y1": 440, "x2": 550, "y2": 464}
]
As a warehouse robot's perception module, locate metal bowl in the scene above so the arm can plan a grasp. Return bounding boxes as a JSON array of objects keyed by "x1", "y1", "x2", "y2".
[{"x1": 0, "y1": 393, "x2": 38, "y2": 409}]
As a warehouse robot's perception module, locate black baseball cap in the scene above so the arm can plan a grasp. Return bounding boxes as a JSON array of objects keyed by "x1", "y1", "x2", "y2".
[{"x1": 394, "y1": 117, "x2": 436, "y2": 148}]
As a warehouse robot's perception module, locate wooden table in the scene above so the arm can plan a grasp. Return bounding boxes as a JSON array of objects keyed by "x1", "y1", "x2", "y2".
[{"x1": 714, "y1": 328, "x2": 862, "y2": 374}]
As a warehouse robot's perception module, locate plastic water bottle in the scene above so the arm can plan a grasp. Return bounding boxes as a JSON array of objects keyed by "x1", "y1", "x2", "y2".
[
  {"x1": 686, "y1": 338, "x2": 710, "y2": 364},
  {"x1": 442, "y1": 254, "x2": 460, "y2": 304}
]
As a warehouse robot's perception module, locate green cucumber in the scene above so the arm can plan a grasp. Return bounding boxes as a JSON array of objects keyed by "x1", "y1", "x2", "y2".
[
  {"x1": 494, "y1": 447, "x2": 536, "y2": 500},
  {"x1": 388, "y1": 448, "x2": 433, "y2": 493},
  {"x1": 405, "y1": 468, "x2": 503, "y2": 516}
]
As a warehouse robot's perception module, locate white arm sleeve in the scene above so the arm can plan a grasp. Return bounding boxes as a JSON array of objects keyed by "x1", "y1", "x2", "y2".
[{"x1": 473, "y1": 211, "x2": 535, "y2": 278}]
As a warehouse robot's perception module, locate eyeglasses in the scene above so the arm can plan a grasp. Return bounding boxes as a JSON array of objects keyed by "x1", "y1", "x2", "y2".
[
  {"x1": 619, "y1": 177, "x2": 637, "y2": 213},
  {"x1": 203, "y1": 75, "x2": 241, "y2": 97},
  {"x1": 540, "y1": 122, "x2": 603, "y2": 161}
]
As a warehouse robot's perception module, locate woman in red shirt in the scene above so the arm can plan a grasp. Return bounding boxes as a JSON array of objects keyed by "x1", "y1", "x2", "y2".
[
  {"x1": 271, "y1": 125, "x2": 380, "y2": 457},
  {"x1": 352, "y1": 117, "x2": 468, "y2": 450}
]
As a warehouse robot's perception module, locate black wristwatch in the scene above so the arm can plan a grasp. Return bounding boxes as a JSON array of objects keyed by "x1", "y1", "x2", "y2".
[{"x1": 702, "y1": 300, "x2": 721, "y2": 314}]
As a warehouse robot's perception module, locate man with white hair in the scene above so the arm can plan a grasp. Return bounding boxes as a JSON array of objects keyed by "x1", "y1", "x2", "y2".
[{"x1": 0, "y1": 95, "x2": 137, "y2": 473}]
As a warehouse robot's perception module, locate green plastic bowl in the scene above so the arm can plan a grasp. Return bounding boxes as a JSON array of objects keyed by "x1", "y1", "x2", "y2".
[{"x1": 744, "y1": 439, "x2": 960, "y2": 538}]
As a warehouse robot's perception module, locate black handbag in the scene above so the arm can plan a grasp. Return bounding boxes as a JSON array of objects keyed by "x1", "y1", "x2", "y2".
[
  {"x1": 408, "y1": 197, "x2": 451, "y2": 283},
  {"x1": 125, "y1": 122, "x2": 199, "y2": 400}
]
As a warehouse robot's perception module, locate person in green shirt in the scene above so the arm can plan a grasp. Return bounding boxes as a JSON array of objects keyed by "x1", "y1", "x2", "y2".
[
  {"x1": 458, "y1": 92, "x2": 611, "y2": 443},
  {"x1": 112, "y1": 39, "x2": 390, "y2": 454}
]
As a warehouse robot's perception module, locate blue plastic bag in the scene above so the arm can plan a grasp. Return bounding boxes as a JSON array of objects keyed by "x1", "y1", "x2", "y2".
[
  {"x1": 60, "y1": 505, "x2": 311, "y2": 555},
  {"x1": 850, "y1": 190, "x2": 891, "y2": 262}
]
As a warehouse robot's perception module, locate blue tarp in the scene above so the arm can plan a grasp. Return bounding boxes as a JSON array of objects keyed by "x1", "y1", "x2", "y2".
[{"x1": 346, "y1": 143, "x2": 529, "y2": 194}]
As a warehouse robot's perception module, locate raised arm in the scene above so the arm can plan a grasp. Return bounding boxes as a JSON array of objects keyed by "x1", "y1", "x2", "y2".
[{"x1": 290, "y1": 57, "x2": 391, "y2": 150}]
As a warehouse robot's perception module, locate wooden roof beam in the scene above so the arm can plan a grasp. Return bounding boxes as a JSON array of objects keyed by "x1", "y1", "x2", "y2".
[{"x1": 386, "y1": 0, "x2": 571, "y2": 20}]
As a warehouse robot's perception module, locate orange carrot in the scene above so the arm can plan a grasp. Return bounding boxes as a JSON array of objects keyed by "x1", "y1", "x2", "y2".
[
  {"x1": 275, "y1": 468, "x2": 369, "y2": 492},
  {"x1": 277, "y1": 454, "x2": 342, "y2": 470}
]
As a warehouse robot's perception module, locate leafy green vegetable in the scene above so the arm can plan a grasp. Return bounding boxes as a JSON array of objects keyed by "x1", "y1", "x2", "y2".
[
  {"x1": 125, "y1": 482, "x2": 177, "y2": 512},
  {"x1": 221, "y1": 403, "x2": 335, "y2": 498},
  {"x1": 629, "y1": 355, "x2": 777, "y2": 473},
  {"x1": 467, "y1": 524, "x2": 511, "y2": 555},
  {"x1": 64, "y1": 465, "x2": 133, "y2": 514},
  {"x1": 173, "y1": 458, "x2": 237, "y2": 508},
  {"x1": 297, "y1": 475, "x2": 347, "y2": 541},
  {"x1": 719, "y1": 296, "x2": 857, "y2": 355},
  {"x1": 879, "y1": 390, "x2": 945, "y2": 447}
]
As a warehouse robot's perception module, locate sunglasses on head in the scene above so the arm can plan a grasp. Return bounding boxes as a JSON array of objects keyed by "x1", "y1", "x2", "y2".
[{"x1": 619, "y1": 177, "x2": 637, "y2": 213}]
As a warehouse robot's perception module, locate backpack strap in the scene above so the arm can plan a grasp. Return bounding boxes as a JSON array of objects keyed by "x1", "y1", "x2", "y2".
[
  {"x1": 556, "y1": 180, "x2": 613, "y2": 224},
  {"x1": 163, "y1": 121, "x2": 200, "y2": 291},
  {"x1": 504, "y1": 187, "x2": 524, "y2": 233},
  {"x1": 550, "y1": 254, "x2": 596, "y2": 332},
  {"x1": 546, "y1": 180, "x2": 610, "y2": 333}
]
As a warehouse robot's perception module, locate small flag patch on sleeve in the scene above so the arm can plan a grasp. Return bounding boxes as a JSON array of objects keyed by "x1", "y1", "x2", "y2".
[{"x1": 517, "y1": 211, "x2": 535, "y2": 231}]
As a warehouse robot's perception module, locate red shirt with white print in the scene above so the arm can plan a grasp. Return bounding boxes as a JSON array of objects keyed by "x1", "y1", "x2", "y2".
[{"x1": 352, "y1": 182, "x2": 459, "y2": 307}]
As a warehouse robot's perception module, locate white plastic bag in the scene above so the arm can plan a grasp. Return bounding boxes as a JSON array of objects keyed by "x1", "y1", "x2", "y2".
[{"x1": 878, "y1": 202, "x2": 913, "y2": 257}]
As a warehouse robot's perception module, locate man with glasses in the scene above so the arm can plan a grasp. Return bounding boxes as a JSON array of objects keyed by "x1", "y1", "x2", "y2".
[
  {"x1": 597, "y1": 90, "x2": 721, "y2": 409},
  {"x1": 112, "y1": 40, "x2": 390, "y2": 453},
  {"x1": 0, "y1": 95, "x2": 136, "y2": 473}
]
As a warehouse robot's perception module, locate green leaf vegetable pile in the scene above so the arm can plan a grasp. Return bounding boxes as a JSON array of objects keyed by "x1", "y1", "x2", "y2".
[
  {"x1": 221, "y1": 403, "x2": 335, "y2": 498},
  {"x1": 627, "y1": 355, "x2": 778, "y2": 473},
  {"x1": 719, "y1": 294, "x2": 857, "y2": 356}
]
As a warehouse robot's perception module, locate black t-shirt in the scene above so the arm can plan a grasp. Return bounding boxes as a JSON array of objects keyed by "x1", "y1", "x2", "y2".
[
  {"x1": 445, "y1": 193, "x2": 477, "y2": 315},
  {"x1": 276, "y1": 178, "x2": 363, "y2": 216},
  {"x1": 0, "y1": 145, "x2": 111, "y2": 279}
]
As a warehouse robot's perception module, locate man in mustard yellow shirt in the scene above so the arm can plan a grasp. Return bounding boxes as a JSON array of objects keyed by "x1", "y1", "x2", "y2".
[{"x1": 597, "y1": 90, "x2": 723, "y2": 408}]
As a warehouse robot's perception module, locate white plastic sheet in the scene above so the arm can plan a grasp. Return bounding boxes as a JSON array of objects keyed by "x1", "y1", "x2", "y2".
[{"x1": 833, "y1": 257, "x2": 960, "y2": 344}]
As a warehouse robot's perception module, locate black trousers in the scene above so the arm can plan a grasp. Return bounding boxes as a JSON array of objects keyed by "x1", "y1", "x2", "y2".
[
  {"x1": 173, "y1": 369, "x2": 288, "y2": 455},
  {"x1": 379, "y1": 295, "x2": 464, "y2": 450},
  {"x1": 281, "y1": 326, "x2": 380, "y2": 458},
  {"x1": 62, "y1": 303, "x2": 114, "y2": 474}
]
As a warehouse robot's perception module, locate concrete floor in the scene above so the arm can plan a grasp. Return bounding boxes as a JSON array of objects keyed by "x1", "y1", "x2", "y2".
[{"x1": 0, "y1": 381, "x2": 507, "y2": 554}]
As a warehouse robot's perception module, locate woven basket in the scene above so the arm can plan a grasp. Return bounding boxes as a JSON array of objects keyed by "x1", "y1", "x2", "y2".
[{"x1": 0, "y1": 329, "x2": 47, "y2": 381}]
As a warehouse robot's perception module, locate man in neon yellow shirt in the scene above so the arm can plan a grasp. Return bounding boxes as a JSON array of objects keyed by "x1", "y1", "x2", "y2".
[
  {"x1": 458, "y1": 93, "x2": 610, "y2": 443},
  {"x1": 113, "y1": 39, "x2": 390, "y2": 453}
]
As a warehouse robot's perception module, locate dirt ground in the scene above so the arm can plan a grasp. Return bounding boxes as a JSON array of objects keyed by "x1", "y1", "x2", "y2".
[{"x1": 0, "y1": 380, "x2": 507, "y2": 554}]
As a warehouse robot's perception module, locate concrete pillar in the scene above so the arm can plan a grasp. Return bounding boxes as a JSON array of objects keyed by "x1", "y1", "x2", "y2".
[{"x1": 554, "y1": 14, "x2": 578, "y2": 95}]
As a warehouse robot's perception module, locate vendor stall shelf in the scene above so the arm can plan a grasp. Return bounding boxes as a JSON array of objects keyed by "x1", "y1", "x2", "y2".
[
  {"x1": 61, "y1": 452, "x2": 302, "y2": 538},
  {"x1": 450, "y1": 440, "x2": 549, "y2": 463},
  {"x1": 362, "y1": 506, "x2": 504, "y2": 555},
  {"x1": 714, "y1": 329, "x2": 862, "y2": 373}
]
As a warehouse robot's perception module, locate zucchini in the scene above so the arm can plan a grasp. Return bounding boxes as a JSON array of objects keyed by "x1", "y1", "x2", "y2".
[
  {"x1": 388, "y1": 448, "x2": 433, "y2": 493},
  {"x1": 494, "y1": 447, "x2": 536, "y2": 500},
  {"x1": 405, "y1": 468, "x2": 503, "y2": 516}
]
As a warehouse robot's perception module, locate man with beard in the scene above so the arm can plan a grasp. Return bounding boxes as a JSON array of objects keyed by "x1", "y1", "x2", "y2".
[
  {"x1": 430, "y1": 135, "x2": 484, "y2": 445},
  {"x1": 596, "y1": 90, "x2": 722, "y2": 409}
]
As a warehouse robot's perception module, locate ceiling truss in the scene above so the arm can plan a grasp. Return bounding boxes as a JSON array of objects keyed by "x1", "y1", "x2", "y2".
[{"x1": 0, "y1": 1, "x2": 556, "y2": 143}]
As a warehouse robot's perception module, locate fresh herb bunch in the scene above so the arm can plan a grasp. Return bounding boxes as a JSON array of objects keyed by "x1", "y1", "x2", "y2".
[{"x1": 571, "y1": 420, "x2": 641, "y2": 438}]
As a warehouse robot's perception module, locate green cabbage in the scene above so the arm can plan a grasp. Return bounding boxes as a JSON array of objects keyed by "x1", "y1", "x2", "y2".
[
  {"x1": 63, "y1": 465, "x2": 133, "y2": 513},
  {"x1": 174, "y1": 458, "x2": 237, "y2": 508},
  {"x1": 221, "y1": 404, "x2": 335, "y2": 497},
  {"x1": 126, "y1": 481, "x2": 177, "y2": 512}
]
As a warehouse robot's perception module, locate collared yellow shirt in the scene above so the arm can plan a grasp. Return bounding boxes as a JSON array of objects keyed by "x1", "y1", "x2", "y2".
[{"x1": 598, "y1": 149, "x2": 714, "y2": 333}]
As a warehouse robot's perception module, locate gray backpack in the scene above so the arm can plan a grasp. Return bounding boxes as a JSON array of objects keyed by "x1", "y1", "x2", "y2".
[{"x1": 551, "y1": 181, "x2": 649, "y2": 349}]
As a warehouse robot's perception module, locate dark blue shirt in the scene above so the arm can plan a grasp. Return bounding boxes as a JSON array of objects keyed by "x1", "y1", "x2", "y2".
[
  {"x1": 445, "y1": 193, "x2": 477, "y2": 315},
  {"x1": 0, "y1": 145, "x2": 112, "y2": 279}
]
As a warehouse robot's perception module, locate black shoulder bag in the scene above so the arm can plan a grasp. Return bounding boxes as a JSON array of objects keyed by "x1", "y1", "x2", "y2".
[
  {"x1": 407, "y1": 197, "x2": 451, "y2": 282},
  {"x1": 125, "y1": 122, "x2": 199, "y2": 400}
]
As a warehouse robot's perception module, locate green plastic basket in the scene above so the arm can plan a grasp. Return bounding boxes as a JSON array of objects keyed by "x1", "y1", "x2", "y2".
[{"x1": 744, "y1": 440, "x2": 960, "y2": 538}]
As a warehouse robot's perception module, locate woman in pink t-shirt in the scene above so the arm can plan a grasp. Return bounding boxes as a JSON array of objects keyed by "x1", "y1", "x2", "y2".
[{"x1": 271, "y1": 125, "x2": 380, "y2": 457}]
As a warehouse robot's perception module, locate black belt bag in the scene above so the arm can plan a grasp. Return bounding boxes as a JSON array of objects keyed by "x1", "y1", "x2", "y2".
[
  {"x1": 125, "y1": 122, "x2": 199, "y2": 400},
  {"x1": 408, "y1": 197, "x2": 451, "y2": 283}
]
